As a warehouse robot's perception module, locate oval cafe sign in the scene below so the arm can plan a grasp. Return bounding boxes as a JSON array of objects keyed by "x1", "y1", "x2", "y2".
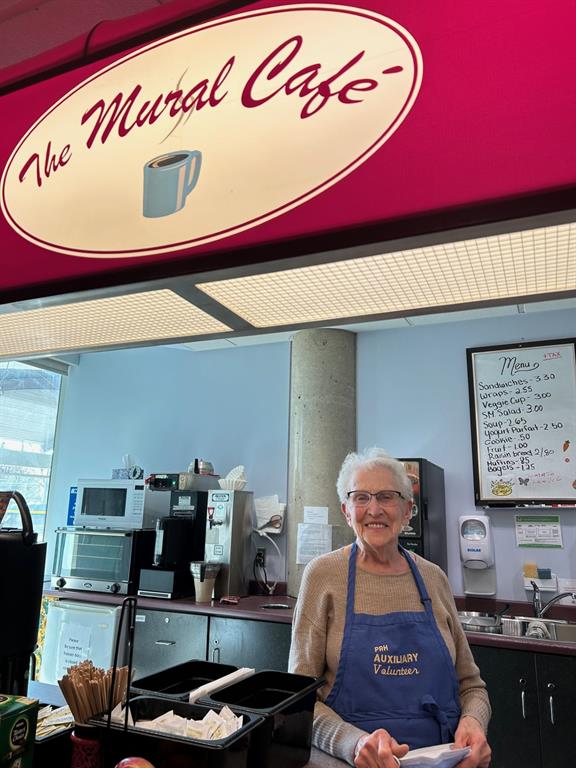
[{"x1": 1, "y1": 3, "x2": 423, "y2": 258}]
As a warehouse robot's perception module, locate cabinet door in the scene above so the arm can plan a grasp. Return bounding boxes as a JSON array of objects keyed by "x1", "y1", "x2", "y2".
[
  {"x1": 471, "y1": 645, "x2": 541, "y2": 768},
  {"x1": 536, "y1": 654, "x2": 576, "y2": 768},
  {"x1": 132, "y1": 610, "x2": 208, "y2": 679},
  {"x1": 208, "y1": 617, "x2": 291, "y2": 671}
]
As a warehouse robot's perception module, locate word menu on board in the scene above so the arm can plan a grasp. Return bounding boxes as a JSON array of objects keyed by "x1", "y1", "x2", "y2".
[{"x1": 467, "y1": 339, "x2": 576, "y2": 506}]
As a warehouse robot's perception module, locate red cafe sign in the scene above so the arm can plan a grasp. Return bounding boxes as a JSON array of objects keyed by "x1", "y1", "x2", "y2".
[
  {"x1": 0, "y1": 0, "x2": 575, "y2": 298},
  {"x1": 1, "y1": 4, "x2": 422, "y2": 258}
]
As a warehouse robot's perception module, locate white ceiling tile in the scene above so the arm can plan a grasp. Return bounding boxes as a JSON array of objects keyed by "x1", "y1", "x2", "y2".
[
  {"x1": 196, "y1": 223, "x2": 576, "y2": 329},
  {"x1": 0, "y1": 290, "x2": 230, "y2": 359}
]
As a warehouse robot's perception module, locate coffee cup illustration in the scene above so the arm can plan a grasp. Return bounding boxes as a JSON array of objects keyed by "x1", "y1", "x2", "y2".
[{"x1": 143, "y1": 150, "x2": 202, "y2": 218}]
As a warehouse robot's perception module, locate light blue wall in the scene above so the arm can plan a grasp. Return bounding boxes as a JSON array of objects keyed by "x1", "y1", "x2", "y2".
[
  {"x1": 47, "y1": 307, "x2": 576, "y2": 600},
  {"x1": 357, "y1": 308, "x2": 576, "y2": 601},
  {"x1": 46, "y1": 343, "x2": 291, "y2": 579}
]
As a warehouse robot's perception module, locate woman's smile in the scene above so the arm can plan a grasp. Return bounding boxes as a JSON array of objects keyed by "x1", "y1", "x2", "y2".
[{"x1": 362, "y1": 518, "x2": 390, "y2": 529}]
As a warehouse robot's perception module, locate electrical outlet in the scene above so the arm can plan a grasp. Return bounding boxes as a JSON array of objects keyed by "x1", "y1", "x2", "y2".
[{"x1": 255, "y1": 547, "x2": 266, "y2": 567}]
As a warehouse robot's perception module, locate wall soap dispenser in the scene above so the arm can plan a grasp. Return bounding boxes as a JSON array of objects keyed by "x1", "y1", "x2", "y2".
[{"x1": 458, "y1": 514, "x2": 496, "y2": 596}]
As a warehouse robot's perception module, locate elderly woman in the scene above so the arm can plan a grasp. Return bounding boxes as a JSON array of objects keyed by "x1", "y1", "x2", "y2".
[{"x1": 289, "y1": 448, "x2": 491, "y2": 768}]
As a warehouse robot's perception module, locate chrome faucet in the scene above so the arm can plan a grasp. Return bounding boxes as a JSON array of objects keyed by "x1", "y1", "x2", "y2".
[
  {"x1": 531, "y1": 580, "x2": 576, "y2": 617},
  {"x1": 538, "y1": 591, "x2": 576, "y2": 618}
]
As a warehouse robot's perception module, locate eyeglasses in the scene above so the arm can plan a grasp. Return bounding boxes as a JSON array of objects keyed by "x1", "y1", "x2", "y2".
[{"x1": 346, "y1": 490, "x2": 406, "y2": 508}]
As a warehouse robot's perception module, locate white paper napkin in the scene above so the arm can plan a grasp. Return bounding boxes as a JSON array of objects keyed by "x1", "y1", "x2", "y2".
[{"x1": 400, "y1": 743, "x2": 471, "y2": 768}]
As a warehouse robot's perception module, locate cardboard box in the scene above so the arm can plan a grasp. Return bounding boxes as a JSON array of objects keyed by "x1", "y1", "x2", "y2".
[{"x1": 0, "y1": 695, "x2": 38, "y2": 764}]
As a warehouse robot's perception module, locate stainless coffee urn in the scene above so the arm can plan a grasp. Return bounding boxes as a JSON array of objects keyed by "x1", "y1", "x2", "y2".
[{"x1": 204, "y1": 490, "x2": 253, "y2": 598}]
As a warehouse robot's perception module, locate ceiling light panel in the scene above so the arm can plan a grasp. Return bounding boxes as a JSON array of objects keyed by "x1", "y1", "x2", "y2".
[
  {"x1": 197, "y1": 223, "x2": 576, "y2": 327},
  {"x1": 0, "y1": 290, "x2": 230, "y2": 359}
]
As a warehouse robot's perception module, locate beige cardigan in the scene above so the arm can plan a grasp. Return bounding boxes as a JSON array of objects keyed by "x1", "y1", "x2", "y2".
[{"x1": 288, "y1": 546, "x2": 491, "y2": 765}]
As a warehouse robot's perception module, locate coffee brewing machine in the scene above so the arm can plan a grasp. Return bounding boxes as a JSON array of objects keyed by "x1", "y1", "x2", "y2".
[
  {"x1": 204, "y1": 490, "x2": 253, "y2": 598},
  {"x1": 138, "y1": 485, "x2": 209, "y2": 598}
]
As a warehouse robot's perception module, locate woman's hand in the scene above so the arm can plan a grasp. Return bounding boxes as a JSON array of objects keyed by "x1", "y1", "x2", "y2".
[
  {"x1": 353, "y1": 729, "x2": 409, "y2": 768},
  {"x1": 453, "y1": 716, "x2": 491, "y2": 768}
]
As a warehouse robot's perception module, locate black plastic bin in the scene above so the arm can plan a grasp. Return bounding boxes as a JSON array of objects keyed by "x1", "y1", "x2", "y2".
[
  {"x1": 198, "y1": 670, "x2": 324, "y2": 768},
  {"x1": 131, "y1": 660, "x2": 239, "y2": 700},
  {"x1": 90, "y1": 695, "x2": 263, "y2": 768}
]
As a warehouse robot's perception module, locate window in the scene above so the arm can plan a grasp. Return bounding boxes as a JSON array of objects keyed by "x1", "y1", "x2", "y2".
[{"x1": 0, "y1": 361, "x2": 62, "y2": 539}]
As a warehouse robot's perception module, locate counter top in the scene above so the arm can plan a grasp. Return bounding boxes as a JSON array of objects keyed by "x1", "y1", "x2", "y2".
[
  {"x1": 462, "y1": 628, "x2": 576, "y2": 656},
  {"x1": 44, "y1": 589, "x2": 296, "y2": 623},
  {"x1": 455, "y1": 595, "x2": 576, "y2": 656},
  {"x1": 45, "y1": 589, "x2": 576, "y2": 654},
  {"x1": 454, "y1": 595, "x2": 576, "y2": 623}
]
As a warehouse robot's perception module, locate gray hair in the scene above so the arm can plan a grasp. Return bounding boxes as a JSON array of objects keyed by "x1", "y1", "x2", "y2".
[{"x1": 336, "y1": 447, "x2": 413, "y2": 503}]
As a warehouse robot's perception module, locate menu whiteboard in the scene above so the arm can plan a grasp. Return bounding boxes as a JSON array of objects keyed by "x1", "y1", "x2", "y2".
[{"x1": 467, "y1": 339, "x2": 576, "y2": 506}]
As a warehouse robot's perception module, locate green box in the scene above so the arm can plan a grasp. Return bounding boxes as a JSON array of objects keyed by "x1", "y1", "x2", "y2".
[
  {"x1": 0, "y1": 695, "x2": 38, "y2": 764},
  {"x1": 2, "y1": 748, "x2": 33, "y2": 768}
]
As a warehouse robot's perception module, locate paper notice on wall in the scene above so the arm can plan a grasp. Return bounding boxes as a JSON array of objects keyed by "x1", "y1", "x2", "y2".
[
  {"x1": 515, "y1": 515, "x2": 563, "y2": 548},
  {"x1": 254, "y1": 495, "x2": 286, "y2": 534},
  {"x1": 56, "y1": 623, "x2": 92, "y2": 677},
  {"x1": 296, "y1": 523, "x2": 332, "y2": 564},
  {"x1": 303, "y1": 506, "x2": 329, "y2": 524}
]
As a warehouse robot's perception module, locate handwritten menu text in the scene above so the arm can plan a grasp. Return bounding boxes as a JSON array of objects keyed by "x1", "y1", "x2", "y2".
[{"x1": 471, "y1": 343, "x2": 576, "y2": 502}]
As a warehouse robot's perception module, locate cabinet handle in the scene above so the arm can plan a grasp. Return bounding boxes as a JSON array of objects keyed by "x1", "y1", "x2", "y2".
[
  {"x1": 519, "y1": 678, "x2": 527, "y2": 719},
  {"x1": 155, "y1": 640, "x2": 176, "y2": 646},
  {"x1": 211, "y1": 646, "x2": 221, "y2": 663},
  {"x1": 521, "y1": 690, "x2": 526, "y2": 719},
  {"x1": 547, "y1": 683, "x2": 555, "y2": 725}
]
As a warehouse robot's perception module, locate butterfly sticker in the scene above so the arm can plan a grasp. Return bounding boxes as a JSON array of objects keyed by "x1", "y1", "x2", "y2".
[{"x1": 518, "y1": 477, "x2": 529, "y2": 486}]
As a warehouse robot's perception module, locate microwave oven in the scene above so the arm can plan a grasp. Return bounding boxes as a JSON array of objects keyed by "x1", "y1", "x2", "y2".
[
  {"x1": 51, "y1": 527, "x2": 155, "y2": 594},
  {"x1": 74, "y1": 478, "x2": 151, "y2": 529}
]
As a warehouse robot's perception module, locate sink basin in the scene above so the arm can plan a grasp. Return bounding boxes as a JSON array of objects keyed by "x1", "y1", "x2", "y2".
[
  {"x1": 458, "y1": 611, "x2": 576, "y2": 642},
  {"x1": 457, "y1": 611, "x2": 503, "y2": 634},
  {"x1": 555, "y1": 623, "x2": 576, "y2": 642},
  {"x1": 501, "y1": 616, "x2": 576, "y2": 642}
]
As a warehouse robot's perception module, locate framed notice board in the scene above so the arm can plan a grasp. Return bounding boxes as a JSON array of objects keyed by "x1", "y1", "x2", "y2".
[{"x1": 467, "y1": 338, "x2": 576, "y2": 507}]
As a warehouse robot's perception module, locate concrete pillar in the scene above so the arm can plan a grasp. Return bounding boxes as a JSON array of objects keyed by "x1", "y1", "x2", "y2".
[{"x1": 286, "y1": 329, "x2": 356, "y2": 597}]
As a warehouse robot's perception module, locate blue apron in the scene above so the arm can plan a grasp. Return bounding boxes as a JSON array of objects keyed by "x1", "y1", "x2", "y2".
[{"x1": 325, "y1": 543, "x2": 461, "y2": 749}]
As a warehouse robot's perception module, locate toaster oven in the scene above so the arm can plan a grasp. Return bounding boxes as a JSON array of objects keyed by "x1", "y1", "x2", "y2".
[{"x1": 51, "y1": 527, "x2": 155, "y2": 595}]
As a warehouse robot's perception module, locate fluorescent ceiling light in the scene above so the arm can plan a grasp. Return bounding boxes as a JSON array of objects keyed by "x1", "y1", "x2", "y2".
[
  {"x1": 0, "y1": 289, "x2": 230, "y2": 359},
  {"x1": 197, "y1": 223, "x2": 576, "y2": 327}
]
